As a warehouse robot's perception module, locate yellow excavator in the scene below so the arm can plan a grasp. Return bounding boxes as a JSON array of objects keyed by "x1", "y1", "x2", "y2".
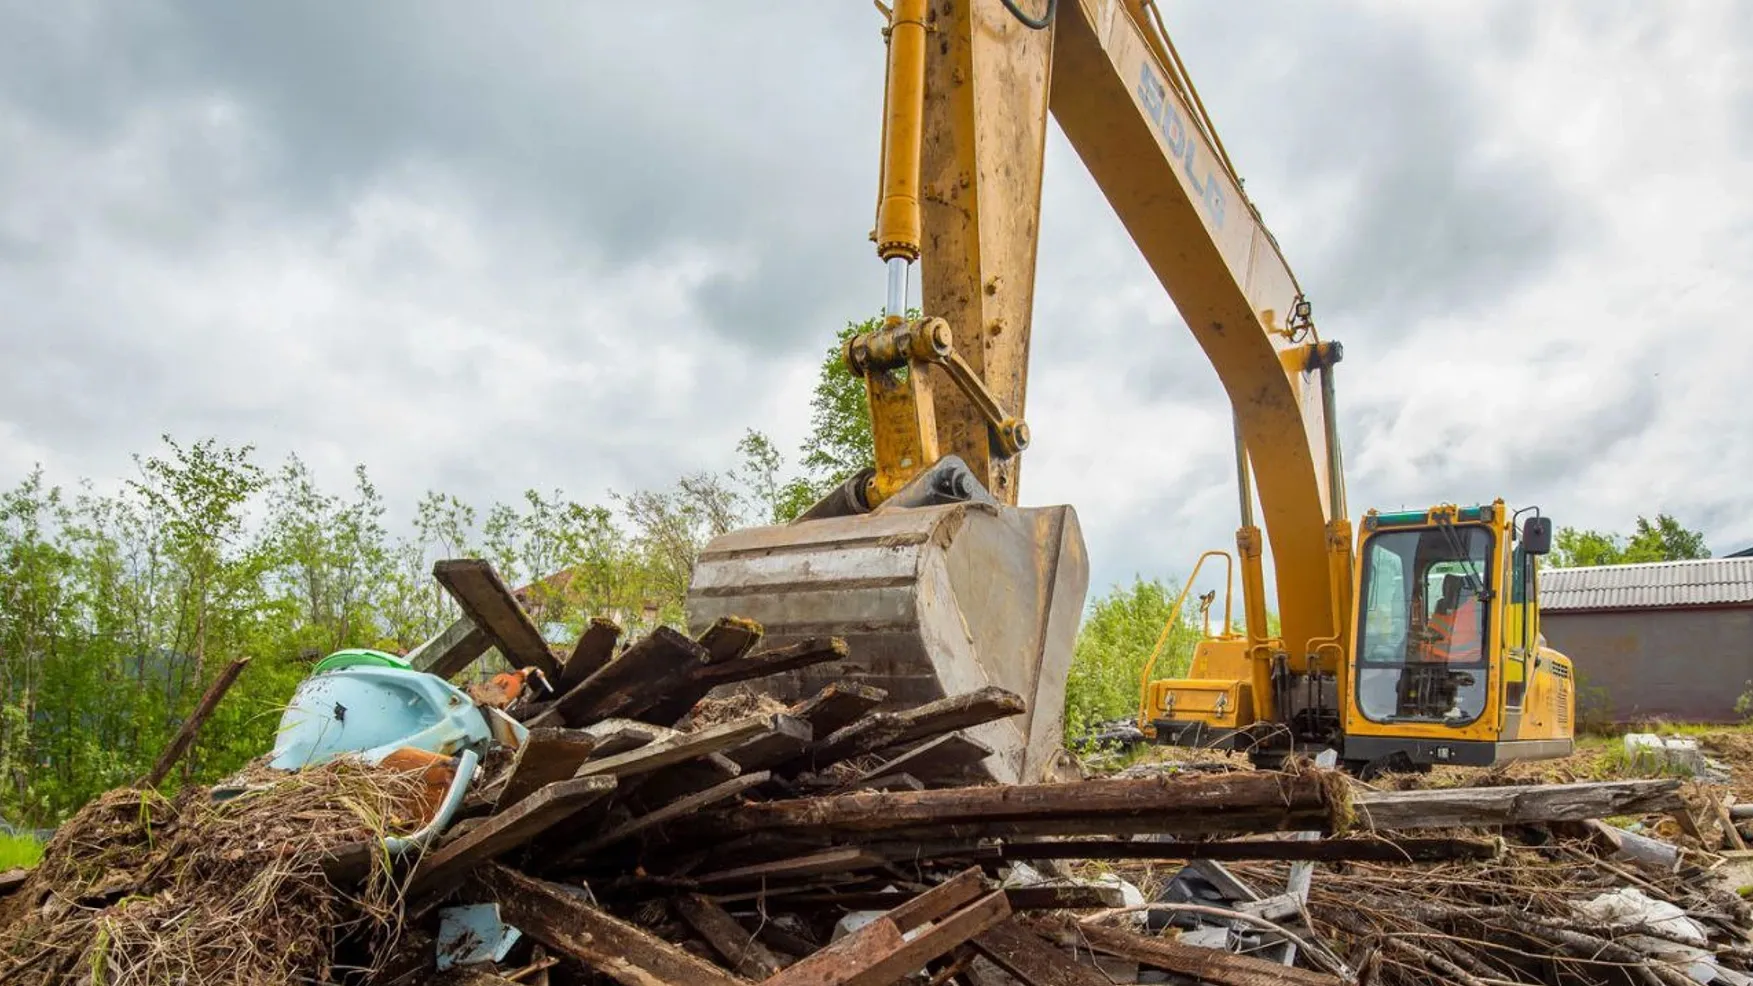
[{"x1": 686, "y1": 0, "x2": 1574, "y2": 779}]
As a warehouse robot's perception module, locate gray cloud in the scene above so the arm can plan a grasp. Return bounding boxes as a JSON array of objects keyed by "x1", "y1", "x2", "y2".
[
  {"x1": 1, "y1": 0, "x2": 1750, "y2": 600},
  {"x1": 1167, "y1": 2, "x2": 1591, "y2": 331}
]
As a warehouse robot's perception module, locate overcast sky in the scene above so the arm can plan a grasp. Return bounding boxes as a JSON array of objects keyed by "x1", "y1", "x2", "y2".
[{"x1": 3, "y1": 1, "x2": 1750, "y2": 599}]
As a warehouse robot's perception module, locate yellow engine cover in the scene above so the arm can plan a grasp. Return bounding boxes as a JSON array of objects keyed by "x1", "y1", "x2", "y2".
[{"x1": 1144, "y1": 678, "x2": 1254, "y2": 731}]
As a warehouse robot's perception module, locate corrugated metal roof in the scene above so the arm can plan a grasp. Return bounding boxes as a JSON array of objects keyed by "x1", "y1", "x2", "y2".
[{"x1": 1541, "y1": 558, "x2": 1753, "y2": 612}]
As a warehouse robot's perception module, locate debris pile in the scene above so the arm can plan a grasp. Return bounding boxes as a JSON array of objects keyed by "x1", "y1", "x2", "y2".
[
  {"x1": 0, "y1": 764, "x2": 423, "y2": 985},
  {"x1": 3, "y1": 556, "x2": 1750, "y2": 986}
]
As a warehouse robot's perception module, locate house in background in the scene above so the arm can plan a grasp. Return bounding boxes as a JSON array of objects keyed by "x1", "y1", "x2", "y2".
[{"x1": 1540, "y1": 557, "x2": 1753, "y2": 724}]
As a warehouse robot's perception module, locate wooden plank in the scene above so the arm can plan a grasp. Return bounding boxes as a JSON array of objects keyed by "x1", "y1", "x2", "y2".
[
  {"x1": 760, "y1": 890, "x2": 1012, "y2": 986},
  {"x1": 958, "y1": 836, "x2": 1501, "y2": 864},
  {"x1": 889, "y1": 867, "x2": 987, "y2": 932},
  {"x1": 699, "y1": 616, "x2": 765, "y2": 663},
  {"x1": 141, "y1": 657, "x2": 251, "y2": 787},
  {"x1": 790, "y1": 885, "x2": 1122, "y2": 913},
  {"x1": 695, "y1": 847, "x2": 890, "y2": 886},
  {"x1": 757, "y1": 916, "x2": 907, "y2": 986},
  {"x1": 885, "y1": 687, "x2": 1026, "y2": 748},
  {"x1": 705, "y1": 771, "x2": 1332, "y2": 840},
  {"x1": 409, "y1": 617, "x2": 492, "y2": 679},
  {"x1": 581, "y1": 718, "x2": 677, "y2": 755},
  {"x1": 1051, "y1": 919, "x2": 1341, "y2": 986},
  {"x1": 676, "y1": 893, "x2": 788, "y2": 979},
  {"x1": 1713, "y1": 792, "x2": 1749, "y2": 851},
  {"x1": 574, "y1": 714, "x2": 774, "y2": 780},
  {"x1": 410, "y1": 775, "x2": 616, "y2": 895},
  {"x1": 474, "y1": 864, "x2": 744, "y2": 986},
  {"x1": 854, "y1": 734, "x2": 993, "y2": 787},
  {"x1": 635, "y1": 753, "x2": 747, "y2": 804},
  {"x1": 727, "y1": 715, "x2": 814, "y2": 772},
  {"x1": 789, "y1": 681, "x2": 888, "y2": 738},
  {"x1": 1351, "y1": 779, "x2": 1685, "y2": 830},
  {"x1": 640, "y1": 616, "x2": 767, "y2": 727},
  {"x1": 972, "y1": 919, "x2": 1110, "y2": 986},
  {"x1": 532, "y1": 626, "x2": 710, "y2": 727},
  {"x1": 433, "y1": 559, "x2": 562, "y2": 679},
  {"x1": 695, "y1": 637, "x2": 850, "y2": 690},
  {"x1": 557, "y1": 617, "x2": 622, "y2": 690},
  {"x1": 794, "y1": 712, "x2": 908, "y2": 772},
  {"x1": 494, "y1": 728, "x2": 598, "y2": 809},
  {"x1": 565, "y1": 771, "x2": 771, "y2": 858}
]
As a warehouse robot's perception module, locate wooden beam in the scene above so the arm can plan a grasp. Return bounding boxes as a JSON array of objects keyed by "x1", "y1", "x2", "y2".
[
  {"x1": 789, "y1": 681, "x2": 888, "y2": 738},
  {"x1": 676, "y1": 893, "x2": 788, "y2": 979},
  {"x1": 1351, "y1": 779, "x2": 1685, "y2": 830},
  {"x1": 494, "y1": 728, "x2": 598, "y2": 809},
  {"x1": 853, "y1": 734, "x2": 993, "y2": 788},
  {"x1": 1046, "y1": 919, "x2": 1341, "y2": 986},
  {"x1": 694, "y1": 847, "x2": 890, "y2": 887},
  {"x1": 793, "y1": 713, "x2": 908, "y2": 773},
  {"x1": 410, "y1": 775, "x2": 616, "y2": 895},
  {"x1": 704, "y1": 771, "x2": 1331, "y2": 841},
  {"x1": 474, "y1": 864, "x2": 744, "y2": 986},
  {"x1": 971, "y1": 919, "x2": 1109, "y2": 986},
  {"x1": 949, "y1": 836, "x2": 1502, "y2": 864},
  {"x1": 557, "y1": 617, "x2": 622, "y2": 690},
  {"x1": 532, "y1": 626, "x2": 710, "y2": 727},
  {"x1": 433, "y1": 559, "x2": 562, "y2": 679},
  {"x1": 699, "y1": 616, "x2": 765, "y2": 663},
  {"x1": 888, "y1": 867, "x2": 987, "y2": 931},
  {"x1": 581, "y1": 718, "x2": 678, "y2": 755},
  {"x1": 885, "y1": 687, "x2": 1025, "y2": 749},
  {"x1": 409, "y1": 617, "x2": 492, "y2": 679},
  {"x1": 564, "y1": 771, "x2": 771, "y2": 858},
  {"x1": 574, "y1": 714, "x2": 774, "y2": 780},
  {"x1": 641, "y1": 617, "x2": 770, "y2": 726},
  {"x1": 758, "y1": 916, "x2": 907, "y2": 986},
  {"x1": 141, "y1": 657, "x2": 250, "y2": 787},
  {"x1": 694, "y1": 637, "x2": 850, "y2": 690},
  {"x1": 789, "y1": 885, "x2": 1123, "y2": 912},
  {"x1": 727, "y1": 715, "x2": 814, "y2": 772},
  {"x1": 759, "y1": 881, "x2": 1012, "y2": 986}
]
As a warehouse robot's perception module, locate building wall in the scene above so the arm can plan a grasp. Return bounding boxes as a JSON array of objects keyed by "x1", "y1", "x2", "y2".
[{"x1": 1543, "y1": 605, "x2": 1753, "y2": 724}]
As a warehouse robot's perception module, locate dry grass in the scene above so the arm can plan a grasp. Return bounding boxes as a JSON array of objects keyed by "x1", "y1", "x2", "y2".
[
  {"x1": 685, "y1": 689, "x2": 788, "y2": 729},
  {"x1": 1236, "y1": 849, "x2": 1753, "y2": 986},
  {"x1": 0, "y1": 761, "x2": 429, "y2": 986}
]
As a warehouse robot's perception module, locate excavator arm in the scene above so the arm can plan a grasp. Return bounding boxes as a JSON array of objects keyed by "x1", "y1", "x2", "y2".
[
  {"x1": 872, "y1": 0, "x2": 1351, "y2": 665},
  {"x1": 687, "y1": 0, "x2": 1356, "y2": 779}
]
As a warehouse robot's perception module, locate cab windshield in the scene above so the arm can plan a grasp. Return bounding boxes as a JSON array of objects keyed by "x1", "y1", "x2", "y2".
[{"x1": 1355, "y1": 524, "x2": 1493, "y2": 725}]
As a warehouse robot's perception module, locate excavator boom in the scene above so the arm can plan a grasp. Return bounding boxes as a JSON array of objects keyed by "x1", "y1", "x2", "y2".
[{"x1": 690, "y1": 1, "x2": 1561, "y2": 779}]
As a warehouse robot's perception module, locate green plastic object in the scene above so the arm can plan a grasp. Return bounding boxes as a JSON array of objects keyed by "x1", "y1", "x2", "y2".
[{"x1": 313, "y1": 648, "x2": 412, "y2": 674}]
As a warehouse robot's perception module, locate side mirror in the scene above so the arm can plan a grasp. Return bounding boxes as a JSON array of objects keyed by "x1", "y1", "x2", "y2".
[{"x1": 1522, "y1": 516, "x2": 1553, "y2": 556}]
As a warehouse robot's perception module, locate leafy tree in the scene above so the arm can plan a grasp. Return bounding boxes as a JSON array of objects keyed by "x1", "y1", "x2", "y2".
[
  {"x1": 738, "y1": 315, "x2": 884, "y2": 524},
  {"x1": 1625, "y1": 514, "x2": 1710, "y2": 562},
  {"x1": 1063, "y1": 576, "x2": 1202, "y2": 741},
  {"x1": 791, "y1": 316, "x2": 878, "y2": 507},
  {"x1": 1552, "y1": 513, "x2": 1710, "y2": 567},
  {"x1": 0, "y1": 433, "x2": 785, "y2": 826}
]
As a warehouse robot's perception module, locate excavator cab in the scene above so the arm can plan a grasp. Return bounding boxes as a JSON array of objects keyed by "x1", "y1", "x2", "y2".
[{"x1": 1144, "y1": 503, "x2": 1575, "y2": 772}]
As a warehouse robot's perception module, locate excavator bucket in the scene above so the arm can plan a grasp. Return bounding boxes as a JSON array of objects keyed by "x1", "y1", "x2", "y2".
[{"x1": 685, "y1": 497, "x2": 1088, "y2": 784}]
